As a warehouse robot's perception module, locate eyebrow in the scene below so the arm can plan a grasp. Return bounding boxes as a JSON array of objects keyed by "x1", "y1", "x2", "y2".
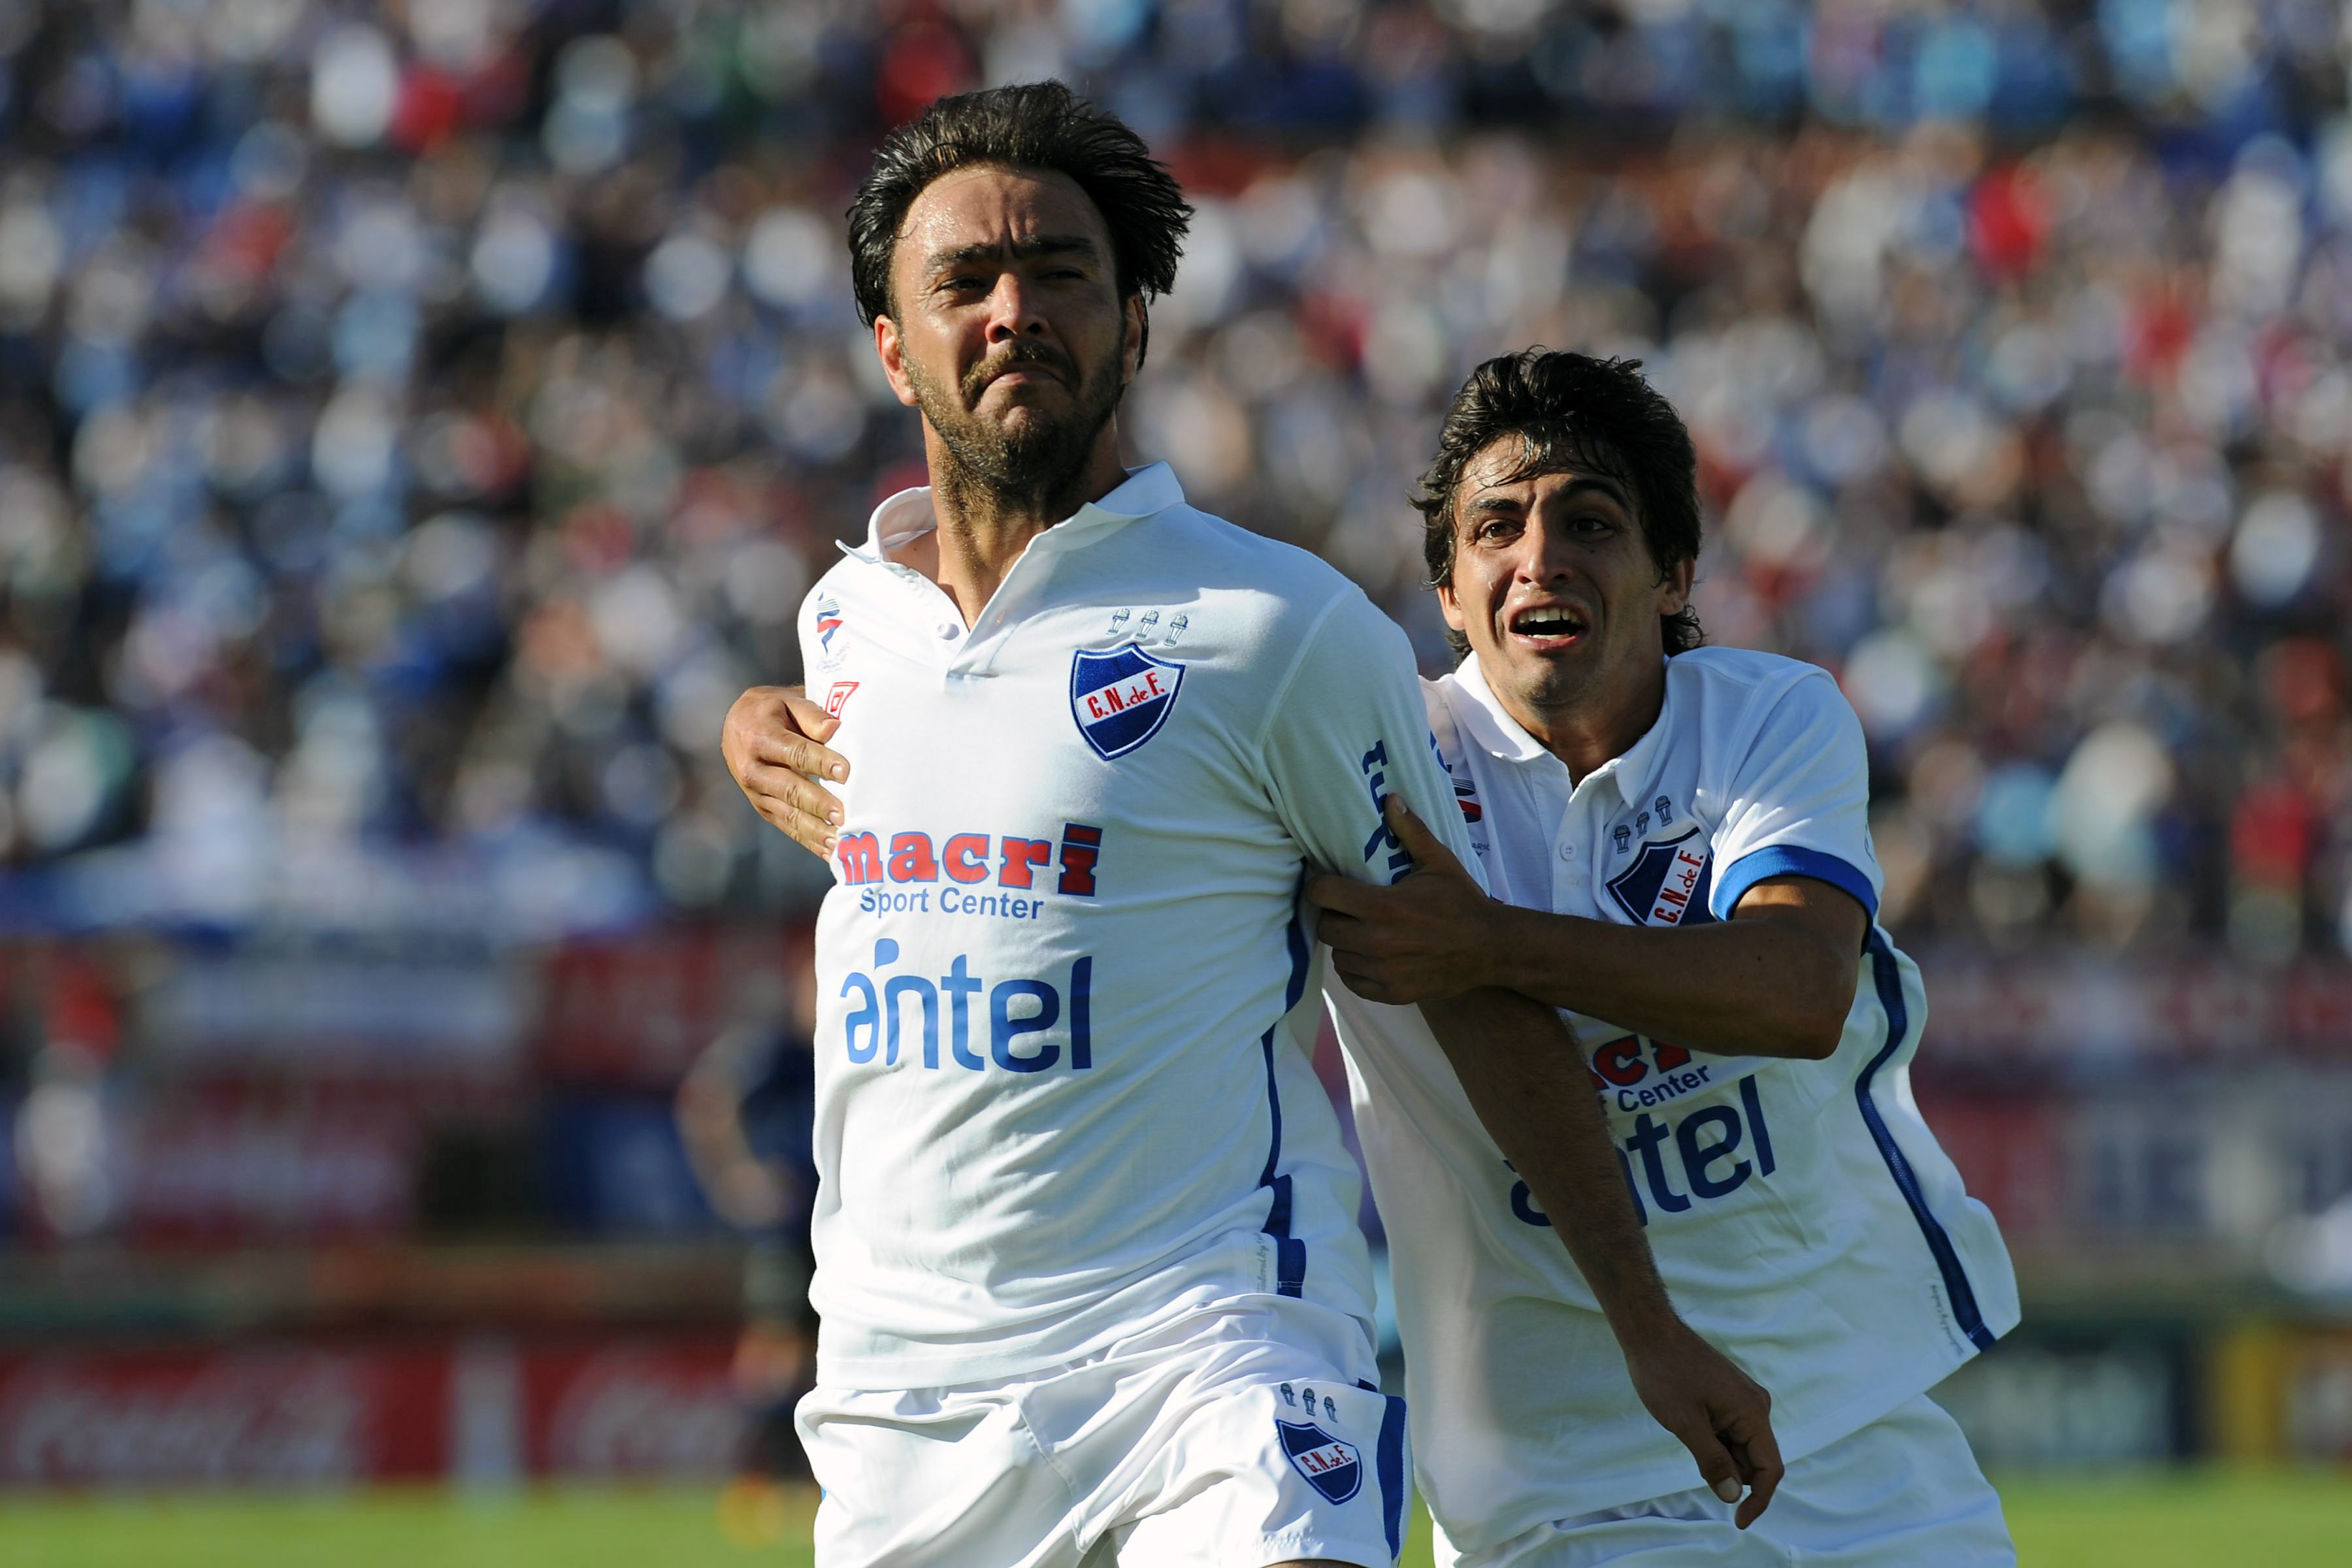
[
  {"x1": 1462, "y1": 475, "x2": 1633, "y2": 516},
  {"x1": 922, "y1": 235, "x2": 1103, "y2": 274}
]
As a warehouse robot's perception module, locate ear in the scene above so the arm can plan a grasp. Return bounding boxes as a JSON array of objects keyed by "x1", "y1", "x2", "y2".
[
  {"x1": 875, "y1": 316, "x2": 919, "y2": 408},
  {"x1": 1658, "y1": 553, "x2": 1695, "y2": 617},
  {"x1": 1122, "y1": 294, "x2": 1146, "y2": 384},
  {"x1": 1436, "y1": 572, "x2": 1466, "y2": 635}
]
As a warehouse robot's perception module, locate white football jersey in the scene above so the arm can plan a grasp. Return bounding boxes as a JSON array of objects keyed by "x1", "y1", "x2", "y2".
[
  {"x1": 798, "y1": 463, "x2": 1475, "y2": 1390},
  {"x1": 1324, "y1": 647, "x2": 2020, "y2": 1554}
]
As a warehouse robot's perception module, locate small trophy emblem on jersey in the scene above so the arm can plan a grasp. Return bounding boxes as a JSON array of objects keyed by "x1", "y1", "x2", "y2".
[
  {"x1": 1070, "y1": 644, "x2": 1185, "y2": 760},
  {"x1": 1163, "y1": 613, "x2": 1188, "y2": 645},
  {"x1": 1276, "y1": 1418, "x2": 1363, "y2": 1504}
]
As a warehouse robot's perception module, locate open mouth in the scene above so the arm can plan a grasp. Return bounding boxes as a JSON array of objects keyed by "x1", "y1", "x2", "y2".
[{"x1": 1507, "y1": 604, "x2": 1588, "y2": 649}]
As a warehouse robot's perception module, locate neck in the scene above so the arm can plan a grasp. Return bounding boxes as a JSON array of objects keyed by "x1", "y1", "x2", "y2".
[
  {"x1": 913, "y1": 424, "x2": 1130, "y2": 624},
  {"x1": 1495, "y1": 652, "x2": 1668, "y2": 786}
]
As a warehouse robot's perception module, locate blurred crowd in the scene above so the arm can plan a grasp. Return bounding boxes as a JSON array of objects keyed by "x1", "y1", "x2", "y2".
[{"x1": 0, "y1": 0, "x2": 2347, "y2": 957}]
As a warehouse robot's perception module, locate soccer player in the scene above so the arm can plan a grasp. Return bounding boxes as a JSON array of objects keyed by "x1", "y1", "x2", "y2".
[
  {"x1": 736, "y1": 84, "x2": 1776, "y2": 1567},
  {"x1": 1305, "y1": 350, "x2": 2020, "y2": 1565}
]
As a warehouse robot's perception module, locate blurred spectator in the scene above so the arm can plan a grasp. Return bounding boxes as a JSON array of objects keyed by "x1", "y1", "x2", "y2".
[
  {"x1": 674, "y1": 964, "x2": 817, "y2": 1492},
  {"x1": 0, "y1": 1, "x2": 2345, "y2": 959}
]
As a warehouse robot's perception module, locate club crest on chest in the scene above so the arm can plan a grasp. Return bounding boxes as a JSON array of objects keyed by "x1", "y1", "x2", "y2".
[
  {"x1": 1070, "y1": 644, "x2": 1185, "y2": 760},
  {"x1": 1605, "y1": 826, "x2": 1718, "y2": 927}
]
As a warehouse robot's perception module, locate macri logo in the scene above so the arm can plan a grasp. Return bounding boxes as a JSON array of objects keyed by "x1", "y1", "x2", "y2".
[{"x1": 834, "y1": 822, "x2": 1102, "y2": 896}]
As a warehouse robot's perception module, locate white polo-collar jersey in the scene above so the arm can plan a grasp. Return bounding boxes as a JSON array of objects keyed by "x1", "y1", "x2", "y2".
[
  {"x1": 1323, "y1": 646, "x2": 2020, "y2": 1558},
  {"x1": 798, "y1": 463, "x2": 1478, "y2": 1392}
]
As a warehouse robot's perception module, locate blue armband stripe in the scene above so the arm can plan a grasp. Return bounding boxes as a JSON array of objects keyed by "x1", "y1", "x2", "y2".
[{"x1": 1709, "y1": 845, "x2": 1878, "y2": 923}]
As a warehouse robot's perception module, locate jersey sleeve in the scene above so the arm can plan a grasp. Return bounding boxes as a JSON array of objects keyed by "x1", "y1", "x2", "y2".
[
  {"x1": 1258, "y1": 590, "x2": 1484, "y2": 890},
  {"x1": 1707, "y1": 667, "x2": 1882, "y2": 922}
]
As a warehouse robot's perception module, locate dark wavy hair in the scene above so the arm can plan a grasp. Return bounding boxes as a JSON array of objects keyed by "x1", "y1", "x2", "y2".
[
  {"x1": 1413, "y1": 350, "x2": 1704, "y2": 661},
  {"x1": 846, "y1": 82, "x2": 1191, "y2": 368}
]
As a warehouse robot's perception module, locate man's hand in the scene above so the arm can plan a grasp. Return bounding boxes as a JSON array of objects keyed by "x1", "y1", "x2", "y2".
[
  {"x1": 1306, "y1": 796, "x2": 1498, "y2": 1005},
  {"x1": 1622, "y1": 1320, "x2": 1784, "y2": 1528},
  {"x1": 723, "y1": 685, "x2": 849, "y2": 858},
  {"x1": 1418, "y1": 978, "x2": 1788, "y2": 1530}
]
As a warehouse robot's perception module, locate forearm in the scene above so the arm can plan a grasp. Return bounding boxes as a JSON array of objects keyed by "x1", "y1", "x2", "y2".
[
  {"x1": 1417, "y1": 986, "x2": 1676, "y2": 1348},
  {"x1": 676, "y1": 1084, "x2": 751, "y2": 1184},
  {"x1": 1486, "y1": 905, "x2": 1850, "y2": 1058}
]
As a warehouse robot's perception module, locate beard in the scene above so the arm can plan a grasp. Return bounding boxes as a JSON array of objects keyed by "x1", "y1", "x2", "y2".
[{"x1": 904, "y1": 336, "x2": 1126, "y2": 517}]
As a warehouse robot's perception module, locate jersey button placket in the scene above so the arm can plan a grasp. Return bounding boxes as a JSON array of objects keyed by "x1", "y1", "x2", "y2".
[
  {"x1": 1556, "y1": 805, "x2": 1588, "y2": 893},
  {"x1": 955, "y1": 549, "x2": 1041, "y2": 678}
]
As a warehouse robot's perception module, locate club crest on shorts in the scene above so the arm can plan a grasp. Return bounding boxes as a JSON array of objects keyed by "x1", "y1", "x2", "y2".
[
  {"x1": 1276, "y1": 1418, "x2": 1362, "y2": 1504},
  {"x1": 1070, "y1": 644, "x2": 1184, "y2": 760},
  {"x1": 1605, "y1": 826, "x2": 1718, "y2": 928}
]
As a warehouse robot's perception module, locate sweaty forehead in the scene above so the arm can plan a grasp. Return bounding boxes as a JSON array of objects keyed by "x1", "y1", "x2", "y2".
[
  {"x1": 1456, "y1": 436, "x2": 1634, "y2": 514},
  {"x1": 894, "y1": 165, "x2": 1111, "y2": 267}
]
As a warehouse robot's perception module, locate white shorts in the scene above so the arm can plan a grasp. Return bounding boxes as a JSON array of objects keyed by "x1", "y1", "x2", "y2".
[
  {"x1": 800, "y1": 1294, "x2": 1409, "y2": 1568},
  {"x1": 1436, "y1": 1393, "x2": 2013, "y2": 1568}
]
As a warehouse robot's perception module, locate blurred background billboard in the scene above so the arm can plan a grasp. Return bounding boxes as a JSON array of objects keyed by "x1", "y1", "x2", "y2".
[{"x1": 1, "y1": 0, "x2": 2351, "y2": 1556}]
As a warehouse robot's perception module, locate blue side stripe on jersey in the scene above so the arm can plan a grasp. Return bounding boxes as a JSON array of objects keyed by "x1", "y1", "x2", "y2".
[
  {"x1": 1257, "y1": 1028, "x2": 1306, "y2": 1298},
  {"x1": 1857, "y1": 930, "x2": 1995, "y2": 1353},
  {"x1": 1256, "y1": 899, "x2": 1314, "y2": 1299},
  {"x1": 1375, "y1": 1393, "x2": 1407, "y2": 1559},
  {"x1": 1282, "y1": 898, "x2": 1311, "y2": 1010}
]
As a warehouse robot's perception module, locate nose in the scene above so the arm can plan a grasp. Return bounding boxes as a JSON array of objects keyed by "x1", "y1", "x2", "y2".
[
  {"x1": 1514, "y1": 517, "x2": 1583, "y2": 585},
  {"x1": 983, "y1": 271, "x2": 1047, "y2": 343}
]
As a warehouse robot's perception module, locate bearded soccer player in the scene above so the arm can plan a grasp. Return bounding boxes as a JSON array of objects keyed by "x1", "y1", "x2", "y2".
[
  {"x1": 731, "y1": 86, "x2": 1776, "y2": 1567},
  {"x1": 1305, "y1": 351, "x2": 2019, "y2": 1567}
]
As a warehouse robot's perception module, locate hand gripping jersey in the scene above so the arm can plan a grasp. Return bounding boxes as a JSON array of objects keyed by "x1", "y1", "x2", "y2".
[
  {"x1": 1323, "y1": 647, "x2": 2019, "y2": 1557},
  {"x1": 798, "y1": 463, "x2": 1475, "y2": 1391}
]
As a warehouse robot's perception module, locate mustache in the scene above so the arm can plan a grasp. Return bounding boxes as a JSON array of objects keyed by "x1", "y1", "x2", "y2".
[{"x1": 963, "y1": 340, "x2": 1076, "y2": 401}]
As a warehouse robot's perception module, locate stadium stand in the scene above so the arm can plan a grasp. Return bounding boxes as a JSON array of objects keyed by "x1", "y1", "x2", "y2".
[{"x1": 3, "y1": 0, "x2": 2351, "y2": 1486}]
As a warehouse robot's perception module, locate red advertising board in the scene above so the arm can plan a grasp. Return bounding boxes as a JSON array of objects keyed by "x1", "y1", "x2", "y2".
[
  {"x1": 0, "y1": 1345, "x2": 451, "y2": 1487},
  {"x1": 0, "y1": 1333, "x2": 738, "y2": 1489},
  {"x1": 522, "y1": 1337, "x2": 742, "y2": 1478},
  {"x1": 123, "y1": 1088, "x2": 422, "y2": 1244},
  {"x1": 1920, "y1": 951, "x2": 2352, "y2": 1068},
  {"x1": 1912, "y1": 1090, "x2": 2068, "y2": 1239},
  {"x1": 535, "y1": 925, "x2": 811, "y2": 1088}
]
